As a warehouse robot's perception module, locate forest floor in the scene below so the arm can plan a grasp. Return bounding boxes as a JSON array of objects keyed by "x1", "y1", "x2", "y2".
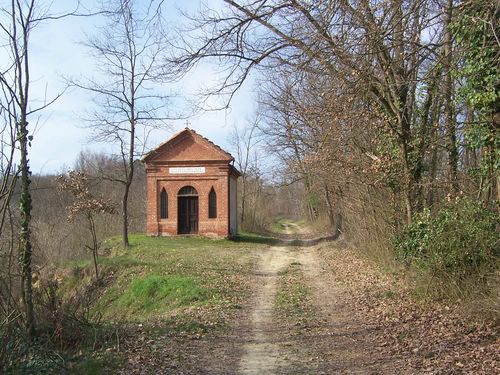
[{"x1": 84, "y1": 224, "x2": 498, "y2": 374}]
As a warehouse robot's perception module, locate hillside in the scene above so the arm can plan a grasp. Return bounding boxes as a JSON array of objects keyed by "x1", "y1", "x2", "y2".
[{"x1": 17, "y1": 229, "x2": 497, "y2": 374}]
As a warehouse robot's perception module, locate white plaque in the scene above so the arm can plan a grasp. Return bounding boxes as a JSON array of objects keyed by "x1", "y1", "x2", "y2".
[{"x1": 169, "y1": 166, "x2": 205, "y2": 174}]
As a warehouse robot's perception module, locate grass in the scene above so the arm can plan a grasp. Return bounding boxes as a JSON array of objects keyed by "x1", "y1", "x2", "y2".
[
  {"x1": 71, "y1": 352, "x2": 125, "y2": 375},
  {"x1": 232, "y1": 231, "x2": 280, "y2": 245},
  {"x1": 275, "y1": 263, "x2": 314, "y2": 324},
  {"x1": 62, "y1": 233, "x2": 262, "y2": 323},
  {"x1": 52, "y1": 233, "x2": 266, "y2": 373},
  {"x1": 2, "y1": 333, "x2": 125, "y2": 375},
  {"x1": 271, "y1": 217, "x2": 288, "y2": 233},
  {"x1": 276, "y1": 282, "x2": 310, "y2": 315},
  {"x1": 270, "y1": 217, "x2": 306, "y2": 235},
  {"x1": 114, "y1": 274, "x2": 209, "y2": 313}
]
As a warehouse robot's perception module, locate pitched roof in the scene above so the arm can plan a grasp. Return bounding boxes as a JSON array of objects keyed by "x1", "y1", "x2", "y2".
[{"x1": 142, "y1": 127, "x2": 234, "y2": 163}]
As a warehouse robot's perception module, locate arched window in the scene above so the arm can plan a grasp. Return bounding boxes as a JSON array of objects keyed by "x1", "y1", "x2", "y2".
[
  {"x1": 208, "y1": 187, "x2": 217, "y2": 218},
  {"x1": 160, "y1": 188, "x2": 168, "y2": 219},
  {"x1": 178, "y1": 186, "x2": 198, "y2": 196}
]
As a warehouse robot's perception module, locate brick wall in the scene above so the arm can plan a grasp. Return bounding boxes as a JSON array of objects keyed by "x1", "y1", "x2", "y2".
[
  {"x1": 145, "y1": 163, "x2": 234, "y2": 237},
  {"x1": 143, "y1": 128, "x2": 238, "y2": 237}
]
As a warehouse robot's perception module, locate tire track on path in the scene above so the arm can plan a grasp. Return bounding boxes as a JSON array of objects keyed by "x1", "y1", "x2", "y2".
[{"x1": 238, "y1": 246, "x2": 295, "y2": 374}]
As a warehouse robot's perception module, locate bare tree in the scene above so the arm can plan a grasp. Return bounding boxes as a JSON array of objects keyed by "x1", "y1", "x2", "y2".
[
  {"x1": 0, "y1": 95, "x2": 18, "y2": 320},
  {"x1": 0, "y1": 0, "x2": 90, "y2": 339},
  {"x1": 0, "y1": 83, "x2": 19, "y2": 245},
  {"x1": 257, "y1": 70, "x2": 328, "y2": 220},
  {"x1": 228, "y1": 117, "x2": 263, "y2": 228},
  {"x1": 257, "y1": 67, "x2": 373, "y2": 229},
  {"x1": 70, "y1": 0, "x2": 175, "y2": 247},
  {"x1": 57, "y1": 171, "x2": 115, "y2": 280},
  {"x1": 175, "y1": 0, "x2": 454, "y2": 223}
]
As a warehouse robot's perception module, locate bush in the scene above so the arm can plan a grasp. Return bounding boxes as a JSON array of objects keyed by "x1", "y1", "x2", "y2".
[
  {"x1": 1, "y1": 278, "x2": 120, "y2": 374},
  {"x1": 393, "y1": 199, "x2": 499, "y2": 291},
  {"x1": 0, "y1": 314, "x2": 22, "y2": 373},
  {"x1": 34, "y1": 279, "x2": 102, "y2": 350}
]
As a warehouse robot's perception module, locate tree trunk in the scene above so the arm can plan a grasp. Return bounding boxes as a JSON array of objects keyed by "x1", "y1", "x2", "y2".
[
  {"x1": 427, "y1": 141, "x2": 440, "y2": 209},
  {"x1": 19, "y1": 117, "x2": 35, "y2": 340},
  {"x1": 303, "y1": 175, "x2": 317, "y2": 221},
  {"x1": 122, "y1": 181, "x2": 131, "y2": 248},
  {"x1": 324, "y1": 185, "x2": 336, "y2": 231},
  {"x1": 493, "y1": 111, "x2": 500, "y2": 208},
  {"x1": 400, "y1": 135, "x2": 414, "y2": 224},
  {"x1": 444, "y1": 0, "x2": 459, "y2": 193},
  {"x1": 88, "y1": 214, "x2": 99, "y2": 280},
  {"x1": 240, "y1": 175, "x2": 246, "y2": 227},
  {"x1": 414, "y1": 66, "x2": 441, "y2": 210},
  {"x1": 122, "y1": 71, "x2": 136, "y2": 247},
  {"x1": 399, "y1": 81, "x2": 416, "y2": 225},
  {"x1": 484, "y1": 117, "x2": 497, "y2": 206}
]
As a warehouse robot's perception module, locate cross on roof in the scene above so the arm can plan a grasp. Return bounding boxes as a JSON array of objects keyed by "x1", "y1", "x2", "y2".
[{"x1": 184, "y1": 120, "x2": 191, "y2": 129}]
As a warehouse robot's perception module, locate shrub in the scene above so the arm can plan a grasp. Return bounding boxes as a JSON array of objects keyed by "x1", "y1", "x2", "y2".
[
  {"x1": 1, "y1": 278, "x2": 120, "y2": 374},
  {"x1": 34, "y1": 279, "x2": 101, "y2": 350},
  {"x1": 393, "y1": 199, "x2": 499, "y2": 291},
  {"x1": 0, "y1": 313, "x2": 23, "y2": 373}
]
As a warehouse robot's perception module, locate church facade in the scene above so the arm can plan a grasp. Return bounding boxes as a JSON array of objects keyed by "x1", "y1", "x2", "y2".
[{"x1": 143, "y1": 128, "x2": 240, "y2": 237}]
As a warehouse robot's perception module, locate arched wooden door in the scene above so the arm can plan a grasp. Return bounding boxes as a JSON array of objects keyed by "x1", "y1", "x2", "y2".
[{"x1": 177, "y1": 186, "x2": 198, "y2": 234}]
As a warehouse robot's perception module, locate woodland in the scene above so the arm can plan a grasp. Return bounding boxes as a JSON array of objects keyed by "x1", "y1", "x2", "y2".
[{"x1": 0, "y1": 0, "x2": 498, "y2": 373}]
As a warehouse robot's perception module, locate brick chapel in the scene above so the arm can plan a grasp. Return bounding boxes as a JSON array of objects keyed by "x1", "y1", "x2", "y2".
[{"x1": 142, "y1": 128, "x2": 240, "y2": 237}]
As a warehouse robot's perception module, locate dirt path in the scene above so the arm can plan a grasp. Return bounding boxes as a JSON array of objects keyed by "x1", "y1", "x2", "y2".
[
  {"x1": 116, "y1": 238, "x2": 497, "y2": 374},
  {"x1": 238, "y1": 246, "x2": 294, "y2": 374},
  {"x1": 235, "y1": 243, "x2": 400, "y2": 374},
  {"x1": 296, "y1": 247, "x2": 400, "y2": 373}
]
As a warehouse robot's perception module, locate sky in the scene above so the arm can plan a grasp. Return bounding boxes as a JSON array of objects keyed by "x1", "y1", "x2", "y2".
[{"x1": 11, "y1": 0, "x2": 257, "y2": 174}]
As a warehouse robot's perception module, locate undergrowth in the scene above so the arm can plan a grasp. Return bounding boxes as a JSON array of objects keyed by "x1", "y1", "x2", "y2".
[
  {"x1": 2, "y1": 233, "x2": 261, "y2": 373},
  {"x1": 392, "y1": 198, "x2": 499, "y2": 317},
  {"x1": 1, "y1": 279, "x2": 122, "y2": 374}
]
